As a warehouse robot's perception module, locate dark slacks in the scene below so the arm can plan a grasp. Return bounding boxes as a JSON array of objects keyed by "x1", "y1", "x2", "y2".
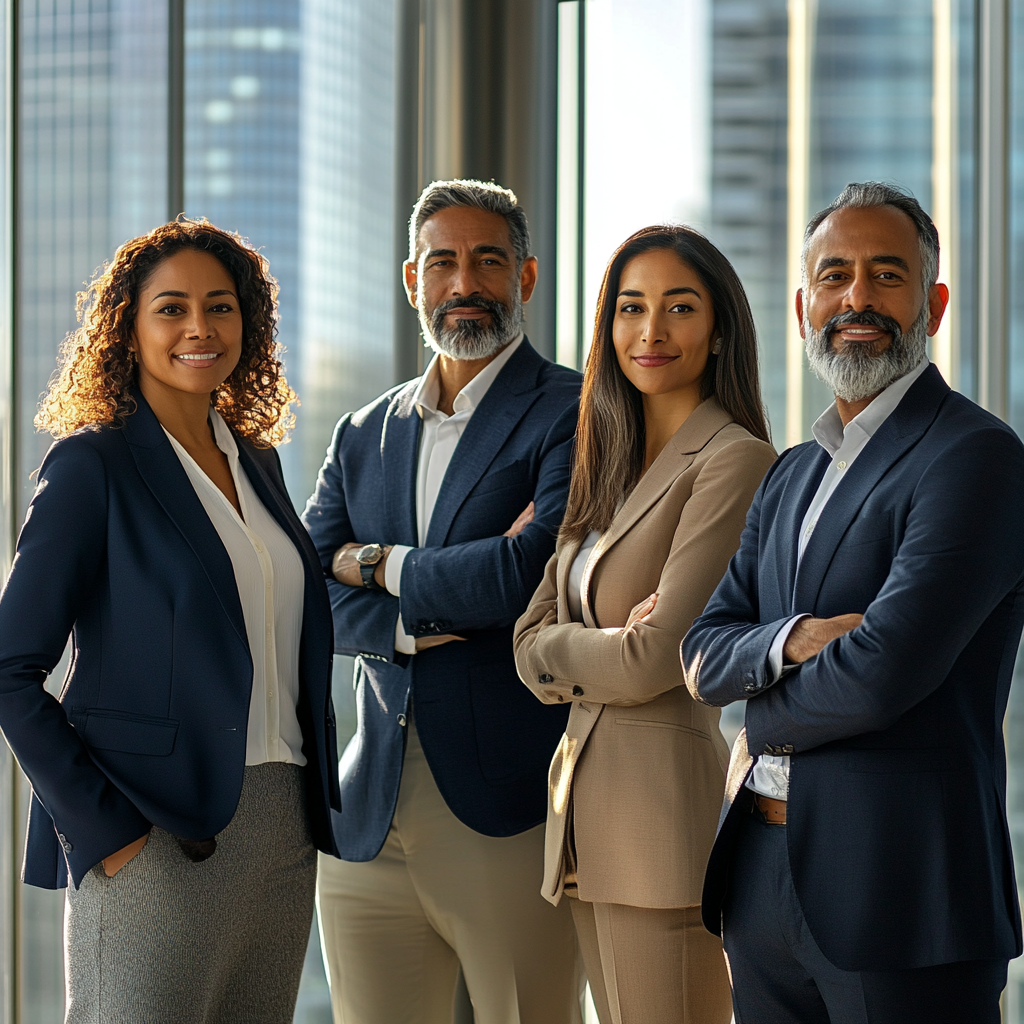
[{"x1": 721, "y1": 811, "x2": 1006, "y2": 1024}]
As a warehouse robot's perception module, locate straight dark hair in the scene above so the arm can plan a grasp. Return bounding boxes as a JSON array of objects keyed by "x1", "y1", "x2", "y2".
[{"x1": 561, "y1": 225, "x2": 770, "y2": 543}]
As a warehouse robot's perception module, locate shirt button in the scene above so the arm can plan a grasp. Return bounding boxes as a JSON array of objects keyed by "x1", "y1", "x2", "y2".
[
  {"x1": 837, "y1": 460, "x2": 847, "y2": 469},
  {"x1": 268, "y1": 689, "x2": 274, "y2": 698}
]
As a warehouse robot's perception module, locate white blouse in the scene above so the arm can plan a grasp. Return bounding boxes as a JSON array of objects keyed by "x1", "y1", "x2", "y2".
[
  {"x1": 567, "y1": 530, "x2": 601, "y2": 624},
  {"x1": 164, "y1": 409, "x2": 306, "y2": 766}
]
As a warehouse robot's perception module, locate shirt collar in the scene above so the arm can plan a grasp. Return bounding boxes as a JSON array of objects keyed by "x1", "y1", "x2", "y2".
[
  {"x1": 209, "y1": 407, "x2": 240, "y2": 461},
  {"x1": 412, "y1": 332, "x2": 524, "y2": 419},
  {"x1": 811, "y1": 359, "x2": 929, "y2": 458},
  {"x1": 161, "y1": 406, "x2": 239, "y2": 461}
]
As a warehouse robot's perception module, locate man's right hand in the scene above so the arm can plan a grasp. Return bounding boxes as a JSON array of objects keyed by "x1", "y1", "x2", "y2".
[{"x1": 783, "y1": 613, "x2": 863, "y2": 664}]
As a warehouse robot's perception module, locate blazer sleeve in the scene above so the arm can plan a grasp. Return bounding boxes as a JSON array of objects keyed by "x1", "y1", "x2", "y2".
[
  {"x1": 743, "y1": 426, "x2": 1024, "y2": 756},
  {"x1": 397, "y1": 401, "x2": 577, "y2": 635},
  {"x1": 681, "y1": 451, "x2": 800, "y2": 706},
  {"x1": 0, "y1": 437, "x2": 152, "y2": 882},
  {"x1": 515, "y1": 437, "x2": 777, "y2": 706},
  {"x1": 302, "y1": 415, "x2": 408, "y2": 664}
]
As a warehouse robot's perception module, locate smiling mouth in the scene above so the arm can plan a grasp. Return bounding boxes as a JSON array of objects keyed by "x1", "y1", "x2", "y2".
[
  {"x1": 174, "y1": 352, "x2": 222, "y2": 366},
  {"x1": 633, "y1": 354, "x2": 677, "y2": 367}
]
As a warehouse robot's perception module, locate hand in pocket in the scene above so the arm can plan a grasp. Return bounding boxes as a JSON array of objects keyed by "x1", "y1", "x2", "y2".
[{"x1": 102, "y1": 832, "x2": 150, "y2": 877}]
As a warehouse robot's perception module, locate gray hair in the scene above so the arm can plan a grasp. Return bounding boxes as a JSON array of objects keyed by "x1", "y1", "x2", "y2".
[
  {"x1": 801, "y1": 182, "x2": 940, "y2": 291},
  {"x1": 408, "y1": 178, "x2": 531, "y2": 268}
]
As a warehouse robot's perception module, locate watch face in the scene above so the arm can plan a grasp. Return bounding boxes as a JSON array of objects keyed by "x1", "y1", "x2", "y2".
[{"x1": 356, "y1": 543, "x2": 383, "y2": 565}]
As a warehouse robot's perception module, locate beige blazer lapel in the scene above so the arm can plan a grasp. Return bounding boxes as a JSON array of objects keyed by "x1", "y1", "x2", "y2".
[{"x1": 579, "y1": 399, "x2": 734, "y2": 625}]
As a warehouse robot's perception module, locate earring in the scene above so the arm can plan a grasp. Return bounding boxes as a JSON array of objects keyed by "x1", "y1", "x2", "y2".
[{"x1": 712, "y1": 337, "x2": 723, "y2": 355}]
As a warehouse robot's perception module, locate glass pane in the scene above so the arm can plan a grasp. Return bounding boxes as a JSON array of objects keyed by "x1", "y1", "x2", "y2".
[
  {"x1": 15, "y1": 3, "x2": 168, "y2": 1021},
  {"x1": 709, "y1": 0, "x2": 789, "y2": 441},
  {"x1": 184, "y1": 3, "x2": 396, "y2": 1017},
  {"x1": 804, "y1": 0, "x2": 936, "y2": 432},
  {"x1": 580, "y1": 0, "x2": 712, "y2": 364}
]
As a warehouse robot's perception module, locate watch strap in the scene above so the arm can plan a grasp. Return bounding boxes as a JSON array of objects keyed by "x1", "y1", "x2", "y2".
[{"x1": 360, "y1": 561, "x2": 388, "y2": 593}]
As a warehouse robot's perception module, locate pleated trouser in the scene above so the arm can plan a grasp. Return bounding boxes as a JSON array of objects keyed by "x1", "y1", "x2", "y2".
[
  {"x1": 317, "y1": 718, "x2": 584, "y2": 1024},
  {"x1": 569, "y1": 898, "x2": 733, "y2": 1024},
  {"x1": 64, "y1": 762, "x2": 317, "y2": 1024}
]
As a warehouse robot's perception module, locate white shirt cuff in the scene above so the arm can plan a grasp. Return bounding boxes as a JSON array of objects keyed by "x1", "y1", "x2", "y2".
[
  {"x1": 768, "y1": 615, "x2": 809, "y2": 681},
  {"x1": 394, "y1": 609, "x2": 417, "y2": 656},
  {"x1": 386, "y1": 545, "x2": 412, "y2": 597}
]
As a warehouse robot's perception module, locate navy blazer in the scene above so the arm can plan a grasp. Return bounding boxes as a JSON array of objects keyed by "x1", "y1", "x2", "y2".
[
  {"x1": 303, "y1": 338, "x2": 579, "y2": 860},
  {"x1": 684, "y1": 365, "x2": 1024, "y2": 972},
  {"x1": 0, "y1": 393, "x2": 341, "y2": 890}
]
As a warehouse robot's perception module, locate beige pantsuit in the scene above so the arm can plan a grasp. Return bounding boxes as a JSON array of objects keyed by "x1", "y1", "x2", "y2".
[
  {"x1": 316, "y1": 716, "x2": 583, "y2": 1024},
  {"x1": 515, "y1": 399, "x2": 776, "y2": 1023}
]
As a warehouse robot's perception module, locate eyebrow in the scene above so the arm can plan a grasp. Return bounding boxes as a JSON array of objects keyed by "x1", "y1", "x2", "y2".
[
  {"x1": 815, "y1": 255, "x2": 911, "y2": 273},
  {"x1": 424, "y1": 245, "x2": 511, "y2": 260},
  {"x1": 150, "y1": 289, "x2": 236, "y2": 300},
  {"x1": 617, "y1": 286, "x2": 700, "y2": 298}
]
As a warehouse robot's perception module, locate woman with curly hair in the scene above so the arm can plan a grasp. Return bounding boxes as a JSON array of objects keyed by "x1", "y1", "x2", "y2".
[{"x1": 0, "y1": 219, "x2": 341, "y2": 1023}]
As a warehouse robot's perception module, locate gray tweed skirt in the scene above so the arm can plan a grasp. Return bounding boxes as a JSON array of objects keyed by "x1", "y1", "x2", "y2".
[{"x1": 64, "y1": 762, "x2": 317, "y2": 1024}]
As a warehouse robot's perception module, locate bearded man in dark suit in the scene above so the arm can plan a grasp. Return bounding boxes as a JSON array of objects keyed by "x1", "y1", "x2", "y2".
[
  {"x1": 684, "y1": 182, "x2": 1024, "y2": 1024},
  {"x1": 303, "y1": 179, "x2": 582, "y2": 1024}
]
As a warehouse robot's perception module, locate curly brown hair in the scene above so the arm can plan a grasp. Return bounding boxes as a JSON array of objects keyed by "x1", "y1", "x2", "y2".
[{"x1": 35, "y1": 217, "x2": 296, "y2": 447}]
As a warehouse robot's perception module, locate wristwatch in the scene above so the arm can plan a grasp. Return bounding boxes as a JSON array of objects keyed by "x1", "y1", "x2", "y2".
[{"x1": 355, "y1": 543, "x2": 388, "y2": 593}]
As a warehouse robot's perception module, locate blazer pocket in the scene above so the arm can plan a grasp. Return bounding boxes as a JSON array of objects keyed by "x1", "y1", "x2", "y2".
[
  {"x1": 615, "y1": 719, "x2": 713, "y2": 742},
  {"x1": 842, "y1": 509, "x2": 894, "y2": 548},
  {"x1": 81, "y1": 709, "x2": 179, "y2": 756},
  {"x1": 467, "y1": 459, "x2": 530, "y2": 499}
]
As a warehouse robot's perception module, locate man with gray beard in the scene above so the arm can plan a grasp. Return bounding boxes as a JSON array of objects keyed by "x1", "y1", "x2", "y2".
[
  {"x1": 303, "y1": 179, "x2": 582, "y2": 1024},
  {"x1": 683, "y1": 182, "x2": 1024, "y2": 1022}
]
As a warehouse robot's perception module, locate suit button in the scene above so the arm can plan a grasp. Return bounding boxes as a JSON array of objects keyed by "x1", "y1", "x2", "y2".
[
  {"x1": 744, "y1": 683, "x2": 757, "y2": 694},
  {"x1": 572, "y1": 685, "x2": 584, "y2": 697},
  {"x1": 397, "y1": 714, "x2": 407, "y2": 727},
  {"x1": 539, "y1": 674, "x2": 553, "y2": 684},
  {"x1": 58, "y1": 833, "x2": 73, "y2": 852}
]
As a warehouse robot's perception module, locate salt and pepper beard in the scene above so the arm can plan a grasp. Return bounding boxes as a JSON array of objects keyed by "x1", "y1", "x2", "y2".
[
  {"x1": 804, "y1": 303, "x2": 930, "y2": 403},
  {"x1": 418, "y1": 284, "x2": 523, "y2": 360}
]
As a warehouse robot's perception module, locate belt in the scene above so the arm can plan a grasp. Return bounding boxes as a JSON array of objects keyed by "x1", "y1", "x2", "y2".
[{"x1": 753, "y1": 794, "x2": 787, "y2": 824}]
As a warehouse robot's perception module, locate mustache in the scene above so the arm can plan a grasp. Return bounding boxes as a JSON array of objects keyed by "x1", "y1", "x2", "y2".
[
  {"x1": 431, "y1": 295, "x2": 508, "y2": 322},
  {"x1": 822, "y1": 309, "x2": 903, "y2": 342}
]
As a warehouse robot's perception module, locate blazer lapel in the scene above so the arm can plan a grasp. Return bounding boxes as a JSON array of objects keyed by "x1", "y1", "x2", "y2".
[
  {"x1": 381, "y1": 383, "x2": 422, "y2": 547},
  {"x1": 773, "y1": 447, "x2": 830, "y2": 615},
  {"x1": 579, "y1": 399, "x2": 732, "y2": 620},
  {"x1": 556, "y1": 538, "x2": 582, "y2": 625},
  {"x1": 121, "y1": 395, "x2": 249, "y2": 652},
  {"x1": 424, "y1": 340, "x2": 544, "y2": 548},
  {"x1": 792, "y1": 364, "x2": 949, "y2": 613}
]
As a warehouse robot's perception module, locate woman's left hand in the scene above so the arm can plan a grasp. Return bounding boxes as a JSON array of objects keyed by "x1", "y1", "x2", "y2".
[
  {"x1": 624, "y1": 592, "x2": 658, "y2": 631},
  {"x1": 102, "y1": 832, "x2": 150, "y2": 877}
]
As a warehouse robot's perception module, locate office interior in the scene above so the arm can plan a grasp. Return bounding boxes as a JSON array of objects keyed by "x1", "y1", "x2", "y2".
[{"x1": 0, "y1": 1, "x2": 1023, "y2": 1021}]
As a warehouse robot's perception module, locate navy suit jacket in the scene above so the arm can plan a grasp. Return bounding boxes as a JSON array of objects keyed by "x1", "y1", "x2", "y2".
[
  {"x1": 303, "y1": 338, "x2": 579, "y2": 860},
  {"x1": 683, "y1": 365, "x2": 1024, "y2": 972},
  {"x1": 0, "y1": 393, "x2": 341, "y2": 890}
]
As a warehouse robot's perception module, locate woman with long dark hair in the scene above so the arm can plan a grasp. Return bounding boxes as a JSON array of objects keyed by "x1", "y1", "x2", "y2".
[
  {"x1": 515, "y1": 225, "x2": 776, "y2": 1022},
  {"x1": 0, "y1": 219, "x2": 340, "y2": 1023}
]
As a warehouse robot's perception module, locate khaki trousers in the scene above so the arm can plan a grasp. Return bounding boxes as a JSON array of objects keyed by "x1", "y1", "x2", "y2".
[
  {"x1": 317, "y1": 720, "x2": 583, "y2": 1024},
  {"x1": 569, "y1": 899, "x2": 732, "y2": 1024}
]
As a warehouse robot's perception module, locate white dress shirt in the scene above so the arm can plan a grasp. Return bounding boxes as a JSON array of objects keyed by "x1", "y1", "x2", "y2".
[
  {"x1": 748, "y1": 359, "x2": 929, "y2": 800},
  {"x1": 385, "y1": 333, "x2": 525, "y2": 654},
  {"x1": 165, "y1": 409, "x2": 307, "y2": 766}
]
